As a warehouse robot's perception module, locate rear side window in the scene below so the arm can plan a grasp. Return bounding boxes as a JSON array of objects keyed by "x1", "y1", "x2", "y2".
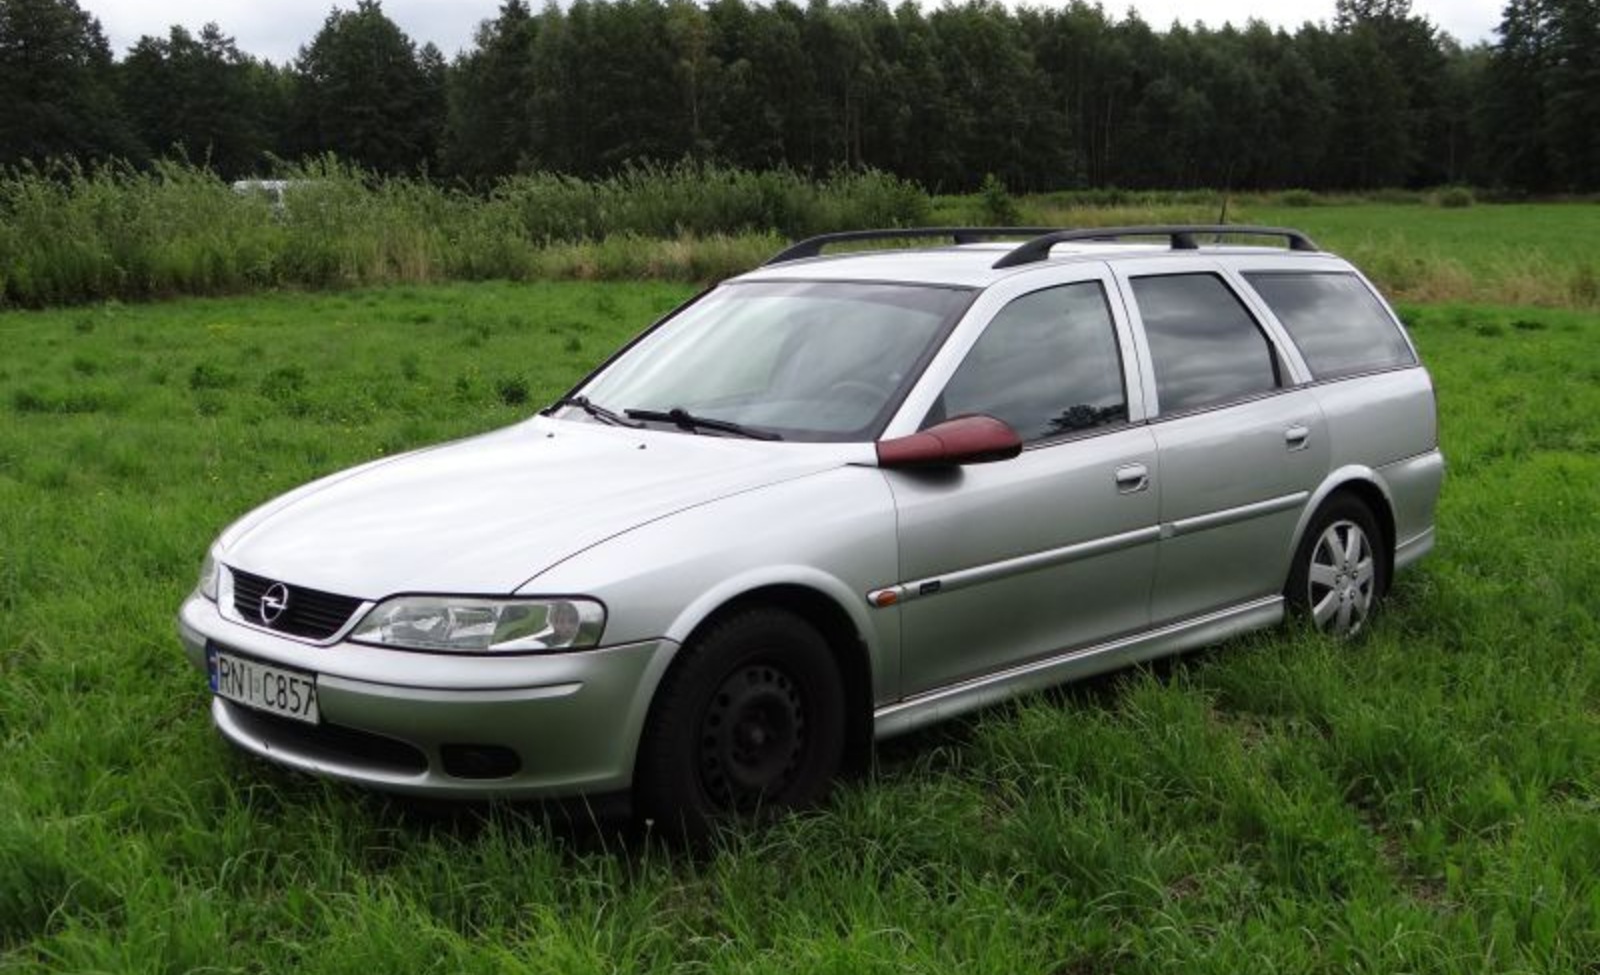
[
  {"x1": 1244, "y1": 272, "x2": 1417, "y2": 380},
  {"x1": 929, "y1": 282, "x2": 1126, "y2": 442},
  {"x1": 1130, "y1": 274, "x2": 1280, "y2": 415}
]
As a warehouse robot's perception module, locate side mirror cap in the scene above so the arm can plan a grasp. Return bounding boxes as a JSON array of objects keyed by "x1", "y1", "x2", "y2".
[{"x1": 876, "y1": 415, "x2": 1023, "y2": 469}]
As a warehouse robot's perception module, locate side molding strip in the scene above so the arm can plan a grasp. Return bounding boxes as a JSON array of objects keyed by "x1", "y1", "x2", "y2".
[
  {"x1": 1168, "y1": 491, "x2": 1309, "y2": 538},
  {"x1": 873, "y1": 596, "x2": 1285, "y2": 738},
  {"x1": 867, "y1": 492, "x2": 1306, "y2": 609},
  {"x1": 868, "y1": 524, "x2": 1162, "y2": 608}
]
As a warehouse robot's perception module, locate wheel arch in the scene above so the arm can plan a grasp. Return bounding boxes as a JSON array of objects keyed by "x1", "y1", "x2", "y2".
[
  {"x1": 1291, "y1": 467, "x2": 1398, "y2": 592},
  {"x1": 657, "y1": 572, "x2": 881, "y2": 777}
]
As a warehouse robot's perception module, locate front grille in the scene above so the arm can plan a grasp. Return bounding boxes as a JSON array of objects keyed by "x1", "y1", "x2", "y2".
[{"x1": 230, "y1": 568, "x2": 364, "y2": 640}]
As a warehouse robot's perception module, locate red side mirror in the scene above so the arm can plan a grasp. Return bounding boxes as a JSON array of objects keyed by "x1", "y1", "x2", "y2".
[{"x1": 876, "y1": 415, "x2": 1023, "y2": 469}]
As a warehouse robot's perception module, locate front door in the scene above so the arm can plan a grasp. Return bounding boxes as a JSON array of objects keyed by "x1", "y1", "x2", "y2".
[{"x1": 887, "y1": 275, "x2": 1161, "y2": 697}]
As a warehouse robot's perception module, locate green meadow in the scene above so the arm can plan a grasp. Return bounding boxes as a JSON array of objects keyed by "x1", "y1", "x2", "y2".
[
  {"x1": 1, "y1": 268, "x2": 1598, "y2": 970},
  {"x1": 947, "y1": 196, "x2": 1600, "y2": 309}
]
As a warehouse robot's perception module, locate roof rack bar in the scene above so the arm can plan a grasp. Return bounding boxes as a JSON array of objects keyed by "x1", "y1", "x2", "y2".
[
  {"x1": 764, "y1": 227, "x2": 1061, "y2": 266},
  {"x1": 992, "y1": 224, "x2": 1319, "y2": 269}
]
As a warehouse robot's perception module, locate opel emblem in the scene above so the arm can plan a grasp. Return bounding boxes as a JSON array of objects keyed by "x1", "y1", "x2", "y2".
[{"x1": 260, "y1": 583, "x2": 290, "y2": 625}]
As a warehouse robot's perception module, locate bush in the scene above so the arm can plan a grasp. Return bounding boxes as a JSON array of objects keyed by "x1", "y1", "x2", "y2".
[
  {"x1": 1571, "y1": 264, "x2": 1599, "y2": 307},
  {"x1": 494, "y1": 376, "x2": 530, "y2": 406},
  {"x1": 1366, "y1": 187, "x2": 1426, "y2": 205},
  {"x1": 0, "y1": 157, "x2": 930, "y2": 308},
  {"x1": 1434, "y1": 186, "x2": 1476, "y2": 208},
  {"x1": 979, "y1": 173, "x2": 1021, "y2": 225},
  {"x1": 1277, "y1": 189, "x2": 1319, "y2": 208},
  {"x1": 487, "y1": 162, "x2": 926, "y2": 244}
]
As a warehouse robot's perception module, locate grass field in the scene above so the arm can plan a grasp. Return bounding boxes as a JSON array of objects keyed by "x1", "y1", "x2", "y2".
[
  {"x1": 994, "y1": 200, "x2": 1600, "y2": 310},
  {"x1": 2, "y1": 279, "x2": 1598, "y2": 972},
  {"x1": 1195, "y1": 204, "x2": 1599, "y2": 309}
]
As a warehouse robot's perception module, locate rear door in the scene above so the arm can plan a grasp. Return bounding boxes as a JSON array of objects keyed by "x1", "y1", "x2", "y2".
[
  {"x1": 1114, "y1": 260, "x2": 1330, "y2": 625},
  {"x1": 885, "y1": 268, "x2": 1161, "y2": 696}
]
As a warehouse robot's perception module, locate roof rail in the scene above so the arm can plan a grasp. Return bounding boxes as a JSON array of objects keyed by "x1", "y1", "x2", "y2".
[
  {"x1": 991, "y1": 224, "x2": 1320, "y2": 269},
  {"x1": 764, "y1": 227, "x2": 1061, "y2": 266}
]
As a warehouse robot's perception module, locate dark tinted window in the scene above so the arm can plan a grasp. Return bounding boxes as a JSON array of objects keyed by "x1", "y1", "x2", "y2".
[
  {"x1": 930, "y1": 282, "x2": 1126, "y2": 442},
  {"x1": 1131, "y1": 274, "x2": 1279, "y2": 414},
  {"x1": 1245, "y1": 272, "x2": 1416, "y2": 379}
]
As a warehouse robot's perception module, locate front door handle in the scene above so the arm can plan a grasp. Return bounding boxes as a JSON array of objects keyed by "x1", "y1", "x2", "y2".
[
  {"x1": 1115, "y1": 463, "x2": 1150, "y2": 494},
  {"x1": 1285, "y1": 424, "x2": 1311, "y2": 451}
]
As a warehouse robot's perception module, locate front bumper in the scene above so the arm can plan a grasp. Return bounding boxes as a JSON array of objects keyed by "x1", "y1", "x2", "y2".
[{"x1": 177, "y1": 592, "x2": 679, "y2": 798}]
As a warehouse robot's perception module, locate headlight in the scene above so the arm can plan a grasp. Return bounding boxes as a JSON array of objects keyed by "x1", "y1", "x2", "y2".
[
  {"x1": 349, "y1": 597, "x2": 605, "y2": 653},
  {"x1": 197, "y1": 549, "x2": 220, "y2": 602}
]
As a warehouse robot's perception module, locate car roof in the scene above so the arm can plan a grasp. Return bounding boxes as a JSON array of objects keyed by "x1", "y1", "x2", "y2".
[{"x1": 732, "y1": 241, "x2": 1333, "y2": 289}]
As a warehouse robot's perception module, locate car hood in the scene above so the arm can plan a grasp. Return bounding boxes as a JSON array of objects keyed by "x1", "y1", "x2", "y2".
[{"x1": 218, "y1": 416, "x2": 868, "y2": 598}]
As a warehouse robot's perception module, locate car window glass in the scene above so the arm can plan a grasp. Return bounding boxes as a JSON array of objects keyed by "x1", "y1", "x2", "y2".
[
  {"x1": 1244, "y1": 271, "x2": 1417, "y2": 379},
  {"x1": 577, "y1": 282, "x2": 969, "y2": 442},
  {"x1": 928, "y1": 281, "x2": 1126, "y2": 442},
  {"x1": 1131, "y1": 273, "x2": 1279, "y2": 414}
]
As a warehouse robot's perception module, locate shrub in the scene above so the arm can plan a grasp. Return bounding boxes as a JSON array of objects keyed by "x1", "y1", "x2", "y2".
[
  {"x1": 979, "y1": 173, "x2": 1021, "y2": 225},
  {"x1": 1367, "y1": 187, "x2": 1425, "y2": 205},
  {"x1": 494, "y1": 376, "x2": 530, "y2": 406},
  {"x1": 1571, "y1": 264, "x2": 1599, "y2": 307},
  {"x1": 187, "y1": 363, "x2": 236, "y2": 391},
  {"x1": 259, "y1": 366, "x2": 308, "y2": 402},
  {"x1": 0, "y1": 157, "x2": 929, "y2": 307},
  {"x1": 1434, "y1": 186, "x2": 1476, "y2": 208}
]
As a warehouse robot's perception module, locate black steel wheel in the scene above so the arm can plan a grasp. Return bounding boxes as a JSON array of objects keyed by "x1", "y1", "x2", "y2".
[
  {"x1": 698, "y1": 661, "x2": 810, "y2": 813},
  {"x1": 635, "y1": 606, "x2": 845, "y2": 839}
]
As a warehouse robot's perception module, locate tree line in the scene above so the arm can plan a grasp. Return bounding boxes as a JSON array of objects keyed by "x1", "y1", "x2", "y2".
[{"x1": 2, "y1": 0, "x2": 1597, "y2": 193}]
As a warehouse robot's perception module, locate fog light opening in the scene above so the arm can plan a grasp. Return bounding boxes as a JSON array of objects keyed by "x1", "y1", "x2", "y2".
[{"x1": 440, "y1": 744, "x2": 522, "y2": 780}]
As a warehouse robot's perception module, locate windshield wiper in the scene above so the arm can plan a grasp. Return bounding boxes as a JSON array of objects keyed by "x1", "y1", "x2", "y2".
[
  {"x1": 624, "y1": 407, "x2": 783, "y2": 441},
  {"x1": 548, "y1": 395, "x2": 641, "y2": 428}
]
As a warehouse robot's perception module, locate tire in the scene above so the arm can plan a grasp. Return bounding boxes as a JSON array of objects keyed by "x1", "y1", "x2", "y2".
[
  {"x1": 1286, "y1": 495, "x2": 1387, "y2": 639},
  {"x1": 634, "y1": 606, "x2": 845, "y2": 839}
]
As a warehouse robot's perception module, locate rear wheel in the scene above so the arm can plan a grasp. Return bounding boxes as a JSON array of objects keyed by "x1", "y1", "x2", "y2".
[
  {"x1": 1287, "y1": 496, "x2": 1386, "y2": 639},
  {"x1": 635, "y1": 607, "x2": 845, "y2": 838}
]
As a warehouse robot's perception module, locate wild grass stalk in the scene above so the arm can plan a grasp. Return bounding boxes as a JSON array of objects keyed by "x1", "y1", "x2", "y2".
[
  {"x1": 1, "y1": 285, "x2": 1597, "y2": 971},
  {"x1": 2, "y1": 160, "x2": 1595, "y2": 310},
  {"x1": 0, "y1": 159, "x2": 925, "y2": 308}
]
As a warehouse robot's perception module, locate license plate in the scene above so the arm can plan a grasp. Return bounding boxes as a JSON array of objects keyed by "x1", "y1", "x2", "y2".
[{"x1": 207, "y1": 644, "x2": 320, "y2": 724}]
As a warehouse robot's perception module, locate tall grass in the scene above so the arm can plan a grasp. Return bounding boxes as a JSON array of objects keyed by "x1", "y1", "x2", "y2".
[
  {"x1": 0, "y1": 284, "x2": 1597, "y2": 971},
  {"x1": 3, "y1": 160, "x2": 1597, "y2": 310},
  {"x1": 0, "y1": 159, "x2": 927, "y2": 308}
]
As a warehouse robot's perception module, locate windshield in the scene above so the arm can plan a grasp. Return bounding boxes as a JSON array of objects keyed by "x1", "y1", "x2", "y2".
[{"x1": 566, "y1": 281, "x2": 973, "y2": 442}]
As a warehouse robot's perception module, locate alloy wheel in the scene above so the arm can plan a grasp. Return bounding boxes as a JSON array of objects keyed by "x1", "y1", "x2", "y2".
[{"x1": 1306, "y1": 519, "x2": 1376, "y2": 637}]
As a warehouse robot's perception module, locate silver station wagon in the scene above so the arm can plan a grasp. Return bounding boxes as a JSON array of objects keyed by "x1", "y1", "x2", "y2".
[{"x1": 177, "y1": 225, "x2": 1443, "y2": 830}]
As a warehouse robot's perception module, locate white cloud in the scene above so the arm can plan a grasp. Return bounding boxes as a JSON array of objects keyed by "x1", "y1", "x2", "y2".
[
  {"x1": 1112, "y1": 0, "x2": 1501, "y2": 44},
  {"x1": 87, "y1": 0, "x2": 502, "y2": 63},
  {"x1": 83, "y1": 0, "x2": 1503, "y2": 66}
]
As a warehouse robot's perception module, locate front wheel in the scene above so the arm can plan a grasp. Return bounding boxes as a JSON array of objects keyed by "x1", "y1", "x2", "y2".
[
  {"x1": 1286, "y1": 496, "x2": 1386, "y2": 639},
  {"x1": 634, "y1": 607, "x2": 845, "y2": 838}
]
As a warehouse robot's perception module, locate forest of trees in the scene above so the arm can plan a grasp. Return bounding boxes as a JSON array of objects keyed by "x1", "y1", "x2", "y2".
[{"x1": 1, "y1": 0, "x2": 1597, "y2": 193}]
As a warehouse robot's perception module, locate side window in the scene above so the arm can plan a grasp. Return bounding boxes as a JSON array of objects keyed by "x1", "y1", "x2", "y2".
[
  {"x1": 928, "y1": 282, "x2": 1127, "y2": 442},
  {"x1": 1131, "y1": 273, "x2": 1280, "y2": 415},
  {"x1": 1244, "y1": 271, "x2": 1417, "y2": 380}
]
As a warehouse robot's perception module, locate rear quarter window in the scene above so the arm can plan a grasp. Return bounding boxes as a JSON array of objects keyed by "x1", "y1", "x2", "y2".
[{"x1": 1244, "y1": 272, "x2": 1416, "y2": 380}]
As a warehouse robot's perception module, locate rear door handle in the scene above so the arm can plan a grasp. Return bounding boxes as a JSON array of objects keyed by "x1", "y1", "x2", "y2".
[
  {"x1": 1285, "y1": 424, "x2": 1311, "y2": 451},
  {"x1": 1115, "y1": 463, "x2": 1150, "y2": 494}
]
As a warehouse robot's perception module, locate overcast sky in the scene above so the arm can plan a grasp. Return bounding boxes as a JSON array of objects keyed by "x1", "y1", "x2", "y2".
[{"x1": 84, "y1": 0, "x2": 1504, "y2": 65}]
